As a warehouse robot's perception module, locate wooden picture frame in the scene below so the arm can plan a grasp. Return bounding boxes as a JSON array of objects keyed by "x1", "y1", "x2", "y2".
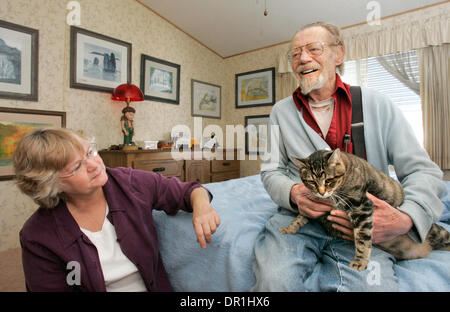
[
  {"x1": 70, "y1": 26, "x2": 131, "y2": 93},
  {"x1": 245, "y1": 114, "x2": 270, "y2": 155},
  {"x1": 0, "y1": 107, "x2": 66, "y2": 180},
  {"x1": 236, "y1": 67, "x2": 275, "y2": 108},
  {"x1": 0, "y1": 20, "x2": 38, "y2": 101},
  {"x1": 191, "y1": 79, "x2": 221, "y2": 119},
  {"x1": 140, "y1": 54, "x2": 180, "y2": 105}
]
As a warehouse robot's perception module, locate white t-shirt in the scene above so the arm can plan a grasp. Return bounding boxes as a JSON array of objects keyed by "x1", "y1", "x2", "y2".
[
  {"x1": 308, "y1": 97, "x2": 335, "y2": 137},
  {"x1": 80, "y1": 205, "x2": 147, "y2": 292}
]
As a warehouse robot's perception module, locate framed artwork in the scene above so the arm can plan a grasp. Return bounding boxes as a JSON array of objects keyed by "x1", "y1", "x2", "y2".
[
  {"x1": 70, "y1": 26, "x2": 131, "y2": 93},
  {"x1": 245, "y1": 114, "x2": 270, "y2": 155},
  {"x1": 236, "y1": 67, "x2": 275, "y2": 108},
  {"x1": 0, "y1": 107, "x2": 66, "y2": 180},
  {"x1": 140, "y1": 54, "x2": 180, "y2": 105},
  {"x1": 0, "y1": 20, "x2": 38, "y2": 101},
  {"x1": 191, "y1": 79, "x2": 221, "y2": 119}
]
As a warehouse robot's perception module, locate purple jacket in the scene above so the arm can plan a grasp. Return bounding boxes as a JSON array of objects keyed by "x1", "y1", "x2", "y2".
[{"x1": 20, "y1": 167, "x2": 205, "y2": 292}]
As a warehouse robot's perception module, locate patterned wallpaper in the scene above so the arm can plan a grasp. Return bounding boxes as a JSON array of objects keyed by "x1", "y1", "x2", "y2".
[{"x1": 0, "y1": 0, "x2": 288, "y2": 251}]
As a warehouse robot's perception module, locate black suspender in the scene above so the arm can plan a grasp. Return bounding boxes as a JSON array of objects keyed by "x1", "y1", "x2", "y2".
[{"x1": 349, "y1": 86, "x2": 366, "y2": 160}]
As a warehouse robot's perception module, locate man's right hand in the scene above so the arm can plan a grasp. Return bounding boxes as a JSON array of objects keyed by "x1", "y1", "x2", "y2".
[{"x1": 290, "y1": 183, "x2": 334, "y2": 218}]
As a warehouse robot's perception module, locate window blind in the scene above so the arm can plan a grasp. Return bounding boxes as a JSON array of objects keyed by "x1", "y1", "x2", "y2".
[{"x1": 341, "y1": 50, "x2": 423, "y2": 145}]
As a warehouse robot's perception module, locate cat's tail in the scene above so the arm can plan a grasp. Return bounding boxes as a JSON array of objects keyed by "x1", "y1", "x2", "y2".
[{"x1": 427, "y1": 223, "x2": 450, "y2": 251}]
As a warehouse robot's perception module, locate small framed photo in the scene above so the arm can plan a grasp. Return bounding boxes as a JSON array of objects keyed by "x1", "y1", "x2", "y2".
[
  {"x1": 191, "y1": 79, "x2": 221, "y2": 119},
  {"x1": 245, "y1": 115, "x2": 270, "y2": 155},
  {"x1": 236, "y1": 67, "x2": 275, "y2": 108},
  {"x1": 0, "y1": 107, "x2": 66, "y2": 180},
  {"x1": 0, "y1": 20, "x2": 38, "y2": 101},
  {"x1": 140, "y1": 54, "x2": 180, "y2": 105},
  {"x1": 70, "y1": 26, "x2": 131, "y2": 93}
]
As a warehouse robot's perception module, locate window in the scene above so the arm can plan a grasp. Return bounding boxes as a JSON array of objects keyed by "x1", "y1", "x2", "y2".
[{"x1": 341, "y1": 50, "x2": 423, "y2": 145}]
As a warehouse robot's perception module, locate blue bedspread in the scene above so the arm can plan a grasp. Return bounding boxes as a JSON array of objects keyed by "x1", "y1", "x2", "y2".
[{"x1": 153, "y1": 176, "x2": 450, "y2": 292}]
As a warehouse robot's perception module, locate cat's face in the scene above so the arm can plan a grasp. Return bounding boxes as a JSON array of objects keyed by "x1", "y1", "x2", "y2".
[{"x1": 293, "y1": 149, "x2": 346, "y2": 198}]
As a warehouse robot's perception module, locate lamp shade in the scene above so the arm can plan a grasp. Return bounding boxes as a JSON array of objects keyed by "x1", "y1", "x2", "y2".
[{"x1": 112, "y1": 83, "x2": 144, "y2": 102}]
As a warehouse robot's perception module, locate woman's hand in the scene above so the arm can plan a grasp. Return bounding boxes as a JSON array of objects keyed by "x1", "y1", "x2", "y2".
[
  {"x1": 191, "y1": 187, "x2": 220, "y2": 249},
  {"x1": 290, "y1": 183, "x2": 334, "y2": 218}
]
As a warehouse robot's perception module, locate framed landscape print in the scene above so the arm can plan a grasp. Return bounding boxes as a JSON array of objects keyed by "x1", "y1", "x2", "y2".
[
  {"x1": 140, "y1": 54, "x2": 180, "y2": 105},
  {"x1": 191, "y1": 79, "x2": 221, "y2": 119},
  {"x1": 236, "y1": 67, "x2": 275, "y2": 108},
  {"x1": 245, "y1": 114, "x2": 270, "y2": 155},
  {"x1": 0, "y1": 107, "x2": 66, "y2": 180},
  {"x1": 0, "y1": 20, "x2": 38, "y2": 101},
  {"x1": 70, "y1": 26, "x2": 131, "y2": 92}
]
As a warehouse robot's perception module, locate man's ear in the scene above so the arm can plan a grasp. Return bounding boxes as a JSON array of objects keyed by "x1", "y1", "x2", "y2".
[
  {"x1": 292, "y1": 157, "x2": 306, "y2": 170},
  {"x1": 335, "y1": 45, "x2": 345, "y2": 68}
]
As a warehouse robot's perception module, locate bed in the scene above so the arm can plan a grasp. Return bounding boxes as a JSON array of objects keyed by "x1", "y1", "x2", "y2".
[{"x1": 153, "y1": 175, "x2": 450, "y2": 292}]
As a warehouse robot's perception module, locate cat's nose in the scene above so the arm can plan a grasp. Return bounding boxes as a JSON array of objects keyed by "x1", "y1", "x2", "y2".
[{"x1": 318, "y1": 186, "x2": 326, "y2": 195}]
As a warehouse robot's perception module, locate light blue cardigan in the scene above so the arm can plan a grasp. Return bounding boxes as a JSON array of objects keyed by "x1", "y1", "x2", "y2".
[{"x1": 261, "y1": 87, "x2": 446, "y2": 243}]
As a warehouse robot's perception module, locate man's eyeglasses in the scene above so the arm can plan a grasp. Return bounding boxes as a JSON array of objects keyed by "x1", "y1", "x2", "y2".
[
  {"x1": 59, "y1": 143, "x2": 98, "y2": 178},
  {"x1": 287, "y1": 41, "x2": 339, "y2": 63}
]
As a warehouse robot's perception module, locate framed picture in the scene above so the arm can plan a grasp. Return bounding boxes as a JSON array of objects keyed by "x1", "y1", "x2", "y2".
[
  {"x1": 236, "y1": 67, "x2": 275, "y2": 108},
  {"x1": 245, "y1": 114, "x2": 270, "y2": 155},
  {"x1": 0, "y1": 107, "x2": 66, "y2": 180},
  {"x1": 70, "y1": 26, "x2": 131, "y2": 93},
  {"x1": 191, "y1": 79, "x2": 221, "y2": 119},
  {"x1": 0, "y1": 20, "x2": 38, "y2": 101},
  {"x1": 140, "y1": 54, "x2": 180, "y2": 105}
]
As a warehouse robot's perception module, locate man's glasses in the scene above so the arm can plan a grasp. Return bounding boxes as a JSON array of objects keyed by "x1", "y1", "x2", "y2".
[
  {"x1": 59, "y1": 143, "x2": 98, "y2": 178},
  {"x1": 287, "y1": 42, "x2": 339, "y2": 63}
]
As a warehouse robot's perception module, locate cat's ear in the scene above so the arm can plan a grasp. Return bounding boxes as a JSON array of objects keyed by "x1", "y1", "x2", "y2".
[
  {"x1": 292, "y1": 157, "x2": 306, "y2": 170},
  {"x1": 328, "y1": 149, "x2": 341, "y2": 165}
]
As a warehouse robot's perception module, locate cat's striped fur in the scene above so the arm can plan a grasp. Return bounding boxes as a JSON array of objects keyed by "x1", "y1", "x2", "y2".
[{"x1": 280, "y1": 149, "x2": 450, "y2": 271}]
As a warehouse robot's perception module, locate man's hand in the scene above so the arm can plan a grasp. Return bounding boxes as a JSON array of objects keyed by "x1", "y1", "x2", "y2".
[
  {"x1": 191, "y1": 187, "x2": 220, "y2": 249},
  {"x1": 327, "y1": 193, "x2": 413, "y2": 244},
  {"x1": 290, "y1": 183, "x2": 334, "y2": 219}
]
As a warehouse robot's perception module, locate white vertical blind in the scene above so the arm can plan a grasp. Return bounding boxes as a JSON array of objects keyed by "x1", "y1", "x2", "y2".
[{"x1": 341, "y1": 50, "x2": 423, "y2": 145}]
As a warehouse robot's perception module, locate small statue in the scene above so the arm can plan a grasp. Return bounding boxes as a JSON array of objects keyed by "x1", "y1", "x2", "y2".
[{"x1": 120, "y1": 106, "x2": 135, "y2": 145}]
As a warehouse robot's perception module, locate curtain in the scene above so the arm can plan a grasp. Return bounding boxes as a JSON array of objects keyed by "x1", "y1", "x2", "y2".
[
  {"x1": 419, "y1": 44, "x2": 450, "y2": 169},
  {"x1": 376, "y1": 50, "x2": 420, "y2": 95},
  {"x1": 277, "y1": 51, "x2": 298, "y2": 99},
  {"x1": 341, "y1": 3, "x2": 449, "y2": 61}
]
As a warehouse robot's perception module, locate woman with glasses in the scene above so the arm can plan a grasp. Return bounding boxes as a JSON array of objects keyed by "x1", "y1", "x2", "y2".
[{"x1": 14, "y1": 128, "x2": 220, "y2": 291}]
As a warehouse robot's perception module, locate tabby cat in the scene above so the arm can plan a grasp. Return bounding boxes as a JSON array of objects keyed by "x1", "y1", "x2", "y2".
[{"x1": 280, "y1": 149, "x2": 450, "y2": 271}]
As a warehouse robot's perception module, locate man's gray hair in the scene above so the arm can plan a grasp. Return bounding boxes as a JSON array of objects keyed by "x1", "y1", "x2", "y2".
[{"x1": 292, "y1": 21, "x2": 345, "y2": 75}]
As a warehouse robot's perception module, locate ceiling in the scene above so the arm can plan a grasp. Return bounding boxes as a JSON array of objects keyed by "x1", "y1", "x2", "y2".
[{"x1": 138, "y1": 0, "x2": 444, "y2": 58}]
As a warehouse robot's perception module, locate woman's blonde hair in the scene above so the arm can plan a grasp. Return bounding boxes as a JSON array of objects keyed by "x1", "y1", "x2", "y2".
[{"x1": 13, "y1": 128, "x2": 87, "y2": 209}]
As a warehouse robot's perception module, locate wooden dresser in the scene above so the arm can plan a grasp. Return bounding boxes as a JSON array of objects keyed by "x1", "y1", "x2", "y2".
[{"x1": 99, "y1": 148, "x2": 240, "y2": 183}]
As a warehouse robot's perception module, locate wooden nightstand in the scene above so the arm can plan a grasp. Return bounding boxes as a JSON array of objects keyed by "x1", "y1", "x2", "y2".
[{"x1": 99, "y1": 149, "x2": 240, "y2": 183}]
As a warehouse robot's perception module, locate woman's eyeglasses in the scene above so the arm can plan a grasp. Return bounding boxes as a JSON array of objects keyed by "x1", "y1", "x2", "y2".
[{"x1": 59, "y1": 143, "x2": 98, "y2": 178}]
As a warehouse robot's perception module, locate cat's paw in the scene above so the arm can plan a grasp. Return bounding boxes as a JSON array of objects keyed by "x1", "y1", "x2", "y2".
[
  {"x1": 349, "y1": 260, "x2": 368, "y2": 271},
  {"x1": 279, "y1": 228, "x2": 291, "y2": 234}
]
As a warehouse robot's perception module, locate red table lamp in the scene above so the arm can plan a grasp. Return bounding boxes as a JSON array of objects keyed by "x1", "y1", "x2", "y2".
[{"x1": 112, "y1": 83, "x2": 144, "y2": 148}]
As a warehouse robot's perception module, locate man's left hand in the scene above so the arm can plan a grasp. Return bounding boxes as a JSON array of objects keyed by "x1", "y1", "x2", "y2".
[{"x1": 327, "y1": 193, "x2": 413, "y2": 244}]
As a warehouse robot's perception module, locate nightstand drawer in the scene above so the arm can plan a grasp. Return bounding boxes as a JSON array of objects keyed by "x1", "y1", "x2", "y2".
[
  {"x1": 133, "y1": 159, "x2": 183, "y2": 178},
  {"x1": 211, "y1": 160, "x2": 240, "y2": 173}
]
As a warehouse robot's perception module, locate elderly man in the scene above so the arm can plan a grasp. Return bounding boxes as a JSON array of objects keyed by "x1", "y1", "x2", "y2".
[{"x1": 252, "y1": 22, "x2": 446, "y2": 291}]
